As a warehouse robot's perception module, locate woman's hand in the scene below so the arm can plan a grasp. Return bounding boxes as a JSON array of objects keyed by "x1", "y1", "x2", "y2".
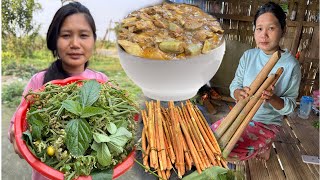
[
  {"x1": 261, "y1": 85, "x2": 275, "y2": 101},
  {"x1": 261, "y1": 85, "x2": 284, "y2": 110},
  {"x1": 10, "y1": 125, "x2": 24, "y2": 159},
  {"x1": 234, "y1": 87, "x2": 250, "y2": 101}
]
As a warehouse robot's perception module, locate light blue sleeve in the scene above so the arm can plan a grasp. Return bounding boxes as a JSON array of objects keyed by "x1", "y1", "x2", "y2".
[
  {"x1": 229, "y1": 52, "x2": 247, "y2": 99},
  {"x1": 273, "y1": 63, "x2": 301, "y2": 115}
]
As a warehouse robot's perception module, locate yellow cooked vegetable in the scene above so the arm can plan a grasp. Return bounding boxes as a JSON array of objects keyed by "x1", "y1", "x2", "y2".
[{"x1": 159, "y1": 41, "x2": 185, "y2": 54}]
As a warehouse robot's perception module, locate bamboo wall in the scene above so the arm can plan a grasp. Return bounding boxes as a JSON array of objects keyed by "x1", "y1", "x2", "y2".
[{"x1": 169, "y1": 0, "x2": 319, "y2": 98}]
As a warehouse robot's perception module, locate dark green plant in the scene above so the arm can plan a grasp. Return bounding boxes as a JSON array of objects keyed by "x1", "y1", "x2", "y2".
[
  {"x1": 2, "y1": 0, "x2": 42, "y2": 57},
  {"x1": 313, "y1": 120, "x2": 319, "y2": 129},
  {"x1": 2, "y1": 81, "x2": 26, "y2": 108},
  {"x1": 2, "y1": 62, "x2": 39, "y2": 79}
]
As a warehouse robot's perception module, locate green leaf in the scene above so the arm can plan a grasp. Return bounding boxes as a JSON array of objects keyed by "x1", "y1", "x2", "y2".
[
  {"x1": 182, "y1": 166, "x2": 234, "y2": 180},
  {"x1": 109, "y1": 127, "x2": 132, "y2": 147},
  {"x1": 80, "y1": 80, "x2": 101, "y2": 107},
  {"x1": 91, "y1": 141, "x2": 99, "y2": 151},
  {"x1": 62, "y1": 100, "x2": 82, "y2": 115},
  {"x1": 81, "y1": 106, "x2": 105, "y2": 118},
  {"x1": 27, "y1": 113, "x2": 45, "y2": 140},
  {"x1": 106, "y1": 127, "x2": 132, "y2": 154},
  {"x1": 93, "y1": 133, "x2": 111, "y2": 143},
  {"x1": 106, "y1": 122, "x2": 117, "y2": 134},
  {"x1": 97, "y1": 143, "x2": 112, "y2": 167},
  {"x1": 65, "y1": 119, "x2": 92, "y2": 156},
  {"x1": 22, "y1": 130, "x2": 35, "y2": 150},
  {"x1": 91, "y1": 169, "x2": 113, "y2": 180},
  {"x1": 107, "y1": 141, "x2": 124, "y2": 154}
]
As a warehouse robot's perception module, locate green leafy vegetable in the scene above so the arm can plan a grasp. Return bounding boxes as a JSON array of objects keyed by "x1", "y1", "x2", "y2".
[
  {"x1": 23, "y1": 79, "x2": 138, "y2": 180},
  {"x1": 97, "y1": 143, "x2": 112, "y2": 167},
  {"x1": 62, "y1": 100, "x2": 82, "y2": 116},
  {"x1": 65, "y1": 119, "x2": 93, "y2": 156},
  {"x1": 80, "y1": 80, "x2": 101, "y2": 107},
  {"x1": 27, "y1": 113, "x2": 46, "y2": 140},
  {"x1": 93, "y1": 133, "x2": 111, "y2": 143},
  {"x1": 81, "y1": 106, "x2": 106, "y2": 118},
  {"x1": 106, "y1": 122, "x2": 117, "y2": 134}
]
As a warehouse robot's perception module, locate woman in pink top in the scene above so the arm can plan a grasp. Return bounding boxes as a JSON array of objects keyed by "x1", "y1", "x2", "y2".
[{"x1": 9, "y1": 2, "x2": 108, "y2": 179}]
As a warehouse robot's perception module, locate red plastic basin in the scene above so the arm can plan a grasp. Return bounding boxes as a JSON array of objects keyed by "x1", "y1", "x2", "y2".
[{"x1": 14, "y1": 76, "x2": 137, "y2": 180}]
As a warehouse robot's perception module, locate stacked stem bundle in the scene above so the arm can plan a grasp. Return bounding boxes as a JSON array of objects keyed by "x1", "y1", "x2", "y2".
[
  {"x1": 214, "y1": 51, "x2": 284, "y2": 158},
  {"x1": 141, "y1": 100, "x2": 226, "y2": 180}
]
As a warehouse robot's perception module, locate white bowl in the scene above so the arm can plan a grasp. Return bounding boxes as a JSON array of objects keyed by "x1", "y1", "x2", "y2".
[{"x1": 118, "y1": 39, "x2": 226, "y2": 101}]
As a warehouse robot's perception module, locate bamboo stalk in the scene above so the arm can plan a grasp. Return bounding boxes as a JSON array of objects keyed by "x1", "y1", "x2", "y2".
[
  {"x1": 148, "y1": 101, "x2": 158, "y2": 169},
  {"x1": 179, "y1": 110, "x2": 203, "y2": 174},
  {"x1": 166, "y1": 169, "x2": 171, "y2": 179},
  {"x1": 168, "y1": 101, "x2": 184, "y2": 177},
  {"x1": 174, "y1": 107, "x2": 185, "y2": 177},
  {"x1": 156, "y1": 101, "x2": 167, "y2": 170},
  {"x1": 219, "y1": 73, "x2": 277, "y2": 149},
  {"x1": 141, "y1": 127, "x2": 150, "y2": 170},
  {"x1": 181, "y1": 133, "x2": 193, "y2": 171},
  {"x1": 181, "y1": 104, "x2": 206, "y2": 170},
  {"x1": 220, "y1": 157, "x2": 229, "y2": 169},
  {"x1": 184, "y1": 103, "x2": 216, "y2": 167},
  {"x1": 161, "y1": 111, "x2": 176, "y2": 164},
  {"x1": 179, "y1": 108, "x2": 194, "y2": 170},
  {"x1": 215, "y1": 51, "x2": 281, "y2": 138},
  {"x1": 222, "y1": 68, "x2": 284, "y2": 158},
  {"x1": 194, "y1": 106, "x2": 222, "y2": 154}
]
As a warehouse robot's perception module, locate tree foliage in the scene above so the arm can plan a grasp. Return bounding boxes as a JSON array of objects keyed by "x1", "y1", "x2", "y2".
[
  {"x1": 2, "y1": 0, "x2": 41, "y2": 37},
  {"x1": 2, "y1": 0, "x2": 43, "y2": 58}
]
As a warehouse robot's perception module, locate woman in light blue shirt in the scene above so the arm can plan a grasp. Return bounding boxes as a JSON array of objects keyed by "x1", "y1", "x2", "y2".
[{"x1": 212, "y1": 2, "x2": 301, "y2": 161}]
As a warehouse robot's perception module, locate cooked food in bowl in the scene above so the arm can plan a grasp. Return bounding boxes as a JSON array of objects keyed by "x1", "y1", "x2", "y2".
[{"x1": 117, "y1": 3, "x2": 224, "y2": 60}]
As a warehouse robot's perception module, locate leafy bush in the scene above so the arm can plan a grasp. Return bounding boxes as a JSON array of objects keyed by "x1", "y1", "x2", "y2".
[
  {"x1": 2, "y1": 62, "x2": 39, "y2": 79},
  {"x1": 2, "y1": 81, "x2": 26, "y2": 108}
]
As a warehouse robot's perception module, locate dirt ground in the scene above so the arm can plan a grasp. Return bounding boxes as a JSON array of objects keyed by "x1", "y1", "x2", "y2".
[{"x1": 2, "y1": 106, "x2": 33, "y2": 179}]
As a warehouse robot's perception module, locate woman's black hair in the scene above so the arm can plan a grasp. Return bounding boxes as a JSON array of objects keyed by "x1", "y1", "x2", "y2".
[
  {"x1": 43, "y1": 2, "x2": 96, "y2": 84},
  {"x1": 254, "y1": 2, "x2": 286, "y2": 31}
]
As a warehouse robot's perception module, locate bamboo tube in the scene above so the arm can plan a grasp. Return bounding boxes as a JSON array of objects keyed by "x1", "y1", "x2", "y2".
[
  {"x1": 178, "y1": 107, "x2": 193, "y2": 171},
  {"x1": 155, "y1": 103, "x2": 161, "y2": 170},
  {"x1": 161, "y1": 170, "x2": 167, "y2": 180},
  {"x1": 168, "y1": 102, "x2": 184, "y2": 177},
  {"x1": 142, "y1": 127, "x2": 150, "y2": 170},
  {"x1": 156, "y1": 101, "x2": 167, "y2": 170},
  {"x1": 181, "y1": 134, "x2": 193, "y2": 171},
  {"x1": 174, "y1": 108, "x2": 185, "y2": 177},
  {"x1": 222, "y1": 68, "x2": 284, "y2": 158},
  {"x1": 219, "y1": 74, "x2": 277, "y2": 149},
  {"x1": 168, "y1": 101, "x2": 178, "y2": 159},
  {"x1": 215, "y1": 51, "x2": 281, "y2": 138},
  {"x1": 179, "y1": 111, "x2": 203, "y2": 174},
  {"x1": 157, "y1": 169, "x2": 164, "y2": 180},
  {"x1": 186, "y1": 102, "x2": 219, "y2": 158},
  {"x1": 163, "y1": 108, "x2": 178, "y2": 165},
  {"x1": 179, "y1": 108, "x2": 194, "y2": 169},
  {"x1": 183, "y1": 104, "x2": 211, "y2": 168},
  {"x1": 220, "y1": 157, "x2": 229, "y2": 169},
  {"x1": 166, "y1": 169, "x2": 171, "y2": 179},
  {"x1": 181, "y1": 105, "x2": 206, "y2": 170},
  {"x1": 148, "y1": 101, "x2": 158, "y2": 169},
  {"x1": 184, "y1": 103, "x2": 216, "y2": 167},
  {"x1": 194, "y1": 106, "x2": 222, "y2": 154},
  {"x1": 161, "y1": 111, "x2": 176, "y2": 164}
]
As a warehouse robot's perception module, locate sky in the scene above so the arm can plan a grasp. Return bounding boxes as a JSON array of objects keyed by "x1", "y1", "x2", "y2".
[{"x1": 35, "y1": 0, "x2": 163, "y2": 41}]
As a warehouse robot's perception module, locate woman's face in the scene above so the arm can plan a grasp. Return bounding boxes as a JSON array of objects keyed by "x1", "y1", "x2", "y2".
[
  {"x1": 254, "y1": 12, "x2": 283, "y2": 55},
  {"x1": 57, "y1": 13, "x2": 95, "y2": 74}
]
